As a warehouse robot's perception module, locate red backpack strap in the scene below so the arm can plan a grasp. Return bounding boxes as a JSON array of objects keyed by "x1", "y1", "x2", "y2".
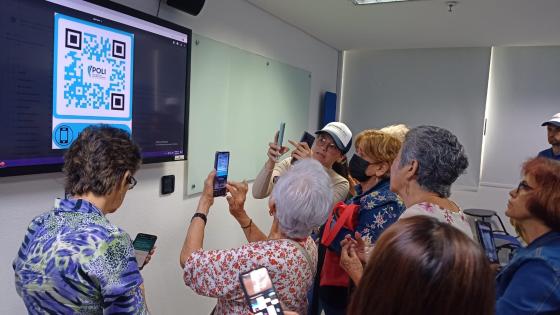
[{"x1": 321, "y1": 203, "x2": 357, "y2": 247}]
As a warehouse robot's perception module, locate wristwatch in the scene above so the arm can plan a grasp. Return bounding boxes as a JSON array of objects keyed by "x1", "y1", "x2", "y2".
[{"x1": 191, "y1": 212, "x2": 207, "y2": 224}]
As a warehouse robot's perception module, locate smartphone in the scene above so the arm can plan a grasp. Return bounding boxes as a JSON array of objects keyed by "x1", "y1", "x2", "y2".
[
  {"x1": 213, "y1": 151, "x2": 230, "y2": 197},
  {"x1": 240, "y1": 267, "x2": 284, "y2": 315},
  {"x1": 300, "y1": 131, "x2": 315, "y2": 148},
  {"x1": 291, "y1": 131, "x2": 315, "y2": 164},
  {"x1": 276, "y1": 122, "x2": 286, "y2": 147},
  {"x1": 132, "y1": 233, "x2": 157, "y2": 269}
]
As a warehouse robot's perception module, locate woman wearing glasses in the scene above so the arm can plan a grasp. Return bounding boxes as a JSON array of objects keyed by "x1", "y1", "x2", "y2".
[
  {"x1": 13, "y1": 125, "x2": 151, "y2": 314},
  {"x1": 496, "y1": 157, "x2": 560, "y2": 314},
  {"x1": 252, "y1": 122, "x2": 353, "y2": 205}
]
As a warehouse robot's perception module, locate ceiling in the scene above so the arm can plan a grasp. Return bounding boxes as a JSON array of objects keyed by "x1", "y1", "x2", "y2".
[{"x1": 245, "y1": 0, "x2": 560, "y2": 51}]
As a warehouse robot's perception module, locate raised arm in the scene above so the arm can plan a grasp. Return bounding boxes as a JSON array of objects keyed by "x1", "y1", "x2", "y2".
[
  {"x1": 227, "y1": 181, "x2": 268, "y2": 242},
  {"x1": 252, "y1": 131, "x2": 289, "y2": 199},
  {"x1": 180, "y1": 171, "x2": 215, "y2": 268}
]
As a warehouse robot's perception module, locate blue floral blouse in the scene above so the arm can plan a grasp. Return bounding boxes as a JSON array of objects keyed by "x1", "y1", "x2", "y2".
[
  {"x1": 13, "y1": 198, "x2": 147, "y2": 314},
  {"x1": 329, "y1": 178, "x2": 406, "y2": 253}
]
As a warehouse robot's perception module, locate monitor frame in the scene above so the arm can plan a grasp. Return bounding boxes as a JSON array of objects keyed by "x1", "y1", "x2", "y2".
[{"x1": 0, "y1": 0, "x2": 191, "y2": 177}]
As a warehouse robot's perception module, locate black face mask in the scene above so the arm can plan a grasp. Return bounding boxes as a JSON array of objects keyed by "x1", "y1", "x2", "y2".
[{"x1": 349, "y1": 154, "x2": 372, "y2": 182}]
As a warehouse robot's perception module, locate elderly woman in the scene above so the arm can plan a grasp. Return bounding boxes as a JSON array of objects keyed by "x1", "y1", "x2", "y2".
[
  {"x1": 390, "y1": 125, "x2": 473, "y2": 237},
  {"x1": 13, "y1": 125, "x2": 149, "y2": 314},
  {"x1": 252, "y1": 122, "x2": 353, "y2": 204},
  {"x1": 348, "y1": 216, "x2": 494, "y2": 315},
  {"x1": 318, "y1": 129, "x2": 406, "y2": 315},
  {"x1": 496, "y1": 157, "x2": 560, "y2": 314},
  {"x1": 180, "y1": 159, "x2": 333, "y2": 314}
]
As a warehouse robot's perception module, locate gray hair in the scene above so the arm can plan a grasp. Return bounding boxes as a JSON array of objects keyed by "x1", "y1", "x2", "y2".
[
  {"x1": 399, "y1": 125, "x2": 468, "y2": 198},
  {"x1": 272, "y1": 159, "x2": 333, "y2": 239}
]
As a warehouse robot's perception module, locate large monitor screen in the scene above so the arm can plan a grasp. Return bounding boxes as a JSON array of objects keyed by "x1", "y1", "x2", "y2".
[{"x1": 0, "y1": 0, "x2": 191, "y2": 176}]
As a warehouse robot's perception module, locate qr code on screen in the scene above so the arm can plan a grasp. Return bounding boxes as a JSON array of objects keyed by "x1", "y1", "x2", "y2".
[{"x1": 54, "y1": 14, "x2": 133, "y2": 120}]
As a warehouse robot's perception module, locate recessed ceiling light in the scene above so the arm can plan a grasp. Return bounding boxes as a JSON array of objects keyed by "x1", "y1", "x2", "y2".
[{"x1": 352, "y1": 0, "x2": 416, "y2": 4}]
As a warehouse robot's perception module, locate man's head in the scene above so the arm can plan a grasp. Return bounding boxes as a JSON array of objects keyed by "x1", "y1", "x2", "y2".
[{"x1": 542, "y1": 113, "x2": 560, "y2": 147}]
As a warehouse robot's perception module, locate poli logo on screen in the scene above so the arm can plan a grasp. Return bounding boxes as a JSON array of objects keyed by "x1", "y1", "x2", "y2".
[{"x1": 87, "y1": 65, "x2": 107, "y2": 78}]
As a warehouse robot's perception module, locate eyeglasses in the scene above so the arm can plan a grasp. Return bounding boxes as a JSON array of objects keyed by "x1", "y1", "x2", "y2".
[
  {"x1": 515, "y1": 180, "x2": 533, "y2": 194},
  {"x1": 316, "y1": 134, "x2": 340, "y2": 153},
  {"x1": 127, "y1": 175, "x2": 137, "y2": 190}
]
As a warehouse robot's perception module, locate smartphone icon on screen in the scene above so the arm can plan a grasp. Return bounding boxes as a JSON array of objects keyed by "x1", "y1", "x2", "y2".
[
  {"x1": 240, "y1": 267, "x2": 284, "y2": 315},
  {"x1": 132, "y1": 233, "x2": 157, "y2": 269},
  {"x1": 213, "y1": 151, "x2": 230, "y2": 197},
  {"x1": 60, "y1": 127, "x2": 69, "y2": 144}
]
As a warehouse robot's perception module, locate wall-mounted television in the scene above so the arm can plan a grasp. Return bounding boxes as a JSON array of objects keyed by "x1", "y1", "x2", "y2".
[{"x1": 0, "y1": 0, "x2": 191, "y2": 177}]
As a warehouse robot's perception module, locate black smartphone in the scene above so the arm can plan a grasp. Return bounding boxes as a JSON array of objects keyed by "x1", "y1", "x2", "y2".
[
  {"x1": 240, "y1": 267, "x2": 284, "y2": 315},
  {"x1": 276, "y1": 122, "x2": 286, "y2": 147},
  {"x1": 132, "y1": 233, "x2": 157, "y2": 269},
  {"x1": 475, "y1": 221, "x2": 499, "y2": 264},
  {"x1": 291, "y1": 131, "x2": 315, "y2": 164},
  {"x1": 213, "y1": 151, "x2": 230, "y2": 197},
  {"x1": 300, "y1": 131, "x2": 315, "y2": 148}
]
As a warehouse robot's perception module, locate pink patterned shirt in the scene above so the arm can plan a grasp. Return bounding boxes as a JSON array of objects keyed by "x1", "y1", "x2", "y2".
[
  {"x1": 183, "y1": 237, "x2": 317, "y2": 315},
  {"x1": 399, "y1": 202, "x2": 474, "y2": 239}
]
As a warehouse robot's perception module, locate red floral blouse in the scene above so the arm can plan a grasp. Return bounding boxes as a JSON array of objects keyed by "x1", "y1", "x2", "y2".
[{"x1": 183, "y1": 237, "x2": 317, "y2": 315}]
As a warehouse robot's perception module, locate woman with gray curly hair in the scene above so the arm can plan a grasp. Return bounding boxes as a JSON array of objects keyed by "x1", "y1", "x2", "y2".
[
  {"x1": 390, "y1": 125, "x2": 473, "y2": 238},
  {"x1": 180, "y1": 159, "x2": 333, "y2": 314}
]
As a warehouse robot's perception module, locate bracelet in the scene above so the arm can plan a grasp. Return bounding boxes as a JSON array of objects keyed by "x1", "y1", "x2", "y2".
[
  {"x1": 241, "y1": 218, "x2": 252, "y2": 229},
  {"x1": 191, "y1": 212, "x2": 207, "y2": 225}
]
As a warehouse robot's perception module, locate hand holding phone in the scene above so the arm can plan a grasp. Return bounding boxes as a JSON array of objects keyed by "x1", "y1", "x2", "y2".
[
  {"x1": 213, "y1": 151, "x2": 230, "y2": 197},
  {"x1": 291, "y1": 132, "x2": 315, "y2": 164},
  {"x1": 133, "y1": 233, "x2": 157, "y2": 269},
  {"x1": 240, "y1": 267, "x2": 284, "y2": 315}
]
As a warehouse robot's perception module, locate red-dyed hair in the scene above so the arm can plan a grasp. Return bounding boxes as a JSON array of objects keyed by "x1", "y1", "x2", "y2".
[{"x1": 523, "y1": 157, "x2": 560, "y2": 231}]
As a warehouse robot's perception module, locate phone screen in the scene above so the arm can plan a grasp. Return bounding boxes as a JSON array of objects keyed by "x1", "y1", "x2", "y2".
[
  {"x1": 476, "y1": 222, "x2": 499, "y2": 263},
  {"x1": 277, "y1": 122, "x2": 286, "y2": 147},
  {"x1": 240, "y1": 267, "x2": 284, "y2": 315},
  {"x1": 213, "y1": 151, "x2": 230, "y2": 197},
  {"x1": 133, "y1": 233, "x2": 157, "y2": 268}
]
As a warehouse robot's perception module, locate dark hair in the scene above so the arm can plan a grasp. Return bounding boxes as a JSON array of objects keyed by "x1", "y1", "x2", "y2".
[
  {"x1": 348, "y1": 216, "x2": 495, "y2": 315},
  {"x1": 63, "y1": 125, "x2": 141, "y2": 196},
  {"x1": 523, "y1": 157, "x2": 560, "y2": 231},
  {"x1": 332, "y1": 156, "x2": 349, "y2": 179},
  {"x1": 400, "y1": 125, "x2": 468, "y2": 198}
]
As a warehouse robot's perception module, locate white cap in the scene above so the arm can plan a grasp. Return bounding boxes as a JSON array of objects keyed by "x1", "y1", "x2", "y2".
[
  {"x1": 316, "y1": 122, "x2": 353, "y2": 153},
  {"x1": 542, "y1": 113, "x2": 560, "y2": 127}
]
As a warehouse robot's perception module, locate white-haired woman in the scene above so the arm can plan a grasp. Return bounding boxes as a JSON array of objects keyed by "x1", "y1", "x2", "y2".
[{"x1": 180, "y1": 159, "x2": 333, "y2": 315}]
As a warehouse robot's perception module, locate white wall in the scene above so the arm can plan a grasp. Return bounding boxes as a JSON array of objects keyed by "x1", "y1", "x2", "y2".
[
  {"x1": 340, "y1": 47, "x2": 491, "y2": 189},
  {"x1": 480, "y1": 46, "x2": 560, "y2": 187},
  {"x1": 453, "y1": 46, "x2": 560, "y2": 234},
  {"x1": 0, "y1": 0, "x2": 339, "y2": 314},
  {"x1": 340, "y1": 45, "x2": 560, "y2": 235}
]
